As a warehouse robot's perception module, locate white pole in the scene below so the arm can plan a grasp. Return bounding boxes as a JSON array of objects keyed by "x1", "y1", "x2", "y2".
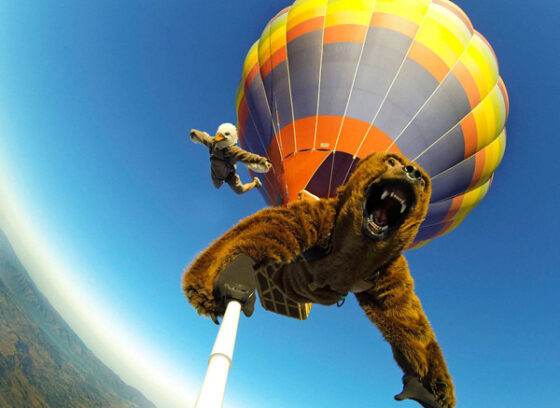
[{"x1": 195, "y1": 300, "x2": 242, "y2": 408}]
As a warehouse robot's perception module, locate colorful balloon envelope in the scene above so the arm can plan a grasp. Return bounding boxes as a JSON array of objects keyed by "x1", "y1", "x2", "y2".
[{"x1": 235, "y1": 0, "x2": 509, "y2": 248}]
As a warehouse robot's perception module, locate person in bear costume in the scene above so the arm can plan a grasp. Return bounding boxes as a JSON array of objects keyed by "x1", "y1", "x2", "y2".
[
  {"x1": 190, "y1": 123, "x2": 272, "y2": 194},
  {"x1": 183, "y1": 152, "x2": 456, "y2": 408}
]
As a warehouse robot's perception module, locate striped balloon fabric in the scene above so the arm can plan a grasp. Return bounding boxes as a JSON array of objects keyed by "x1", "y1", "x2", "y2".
[{"x1": 235, "y1": 0, "x2": 509, "y2": 248}]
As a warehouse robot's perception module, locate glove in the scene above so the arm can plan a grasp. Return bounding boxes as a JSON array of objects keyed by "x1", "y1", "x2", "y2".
[{"x1": 395, "y1": 375, "x2": 443, "y2": 408}]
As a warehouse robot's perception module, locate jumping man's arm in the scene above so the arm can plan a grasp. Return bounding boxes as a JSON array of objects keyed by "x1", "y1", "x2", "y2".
[
  {"x1": 229, "y1": 145, "x2": 271, "y2": 172},
  {"x1": 190, "y1": 129, "x2": 214, "y2": 147}
]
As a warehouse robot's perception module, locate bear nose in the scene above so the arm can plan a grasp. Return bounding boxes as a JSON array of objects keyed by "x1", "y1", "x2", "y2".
[{"x1": 402, "y1": 165, "x2": 422, "y2": 182}]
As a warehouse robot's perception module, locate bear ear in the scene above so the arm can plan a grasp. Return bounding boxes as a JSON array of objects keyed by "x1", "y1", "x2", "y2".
[
  {"x1": 335, "y1": 181, "x2": 348, "y2": 201},
  {"x1": 335, "y1": 154, "x2": 369, "y2": 199},
  {"x1": 356, "y1": 151, "x2": 384, "y2": 169}
]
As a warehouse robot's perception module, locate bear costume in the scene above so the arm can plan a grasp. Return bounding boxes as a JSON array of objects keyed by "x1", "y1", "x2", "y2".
[
  {"x1": 190, "y1": 123, "x2": 271, "y2": 194},
  {"x1": 183, "y1": 152, "x2": 455, "y2": 408}
]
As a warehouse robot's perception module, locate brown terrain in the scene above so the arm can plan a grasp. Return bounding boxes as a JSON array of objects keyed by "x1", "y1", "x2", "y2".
[{"x1": 0, "y1": 229, "x2": 157, "y2": 408}]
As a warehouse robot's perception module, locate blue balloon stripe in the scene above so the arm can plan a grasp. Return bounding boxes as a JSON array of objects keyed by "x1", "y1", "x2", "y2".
[
  {"x1": 375, "y1": 57, "x2": 440, "y2": 142},
  {"x1": 240, "y1": 112, "x2": 267, "y2": 158},
  {"x1": 346, "y1": 28, "x2": 414, "y2": 129},
  {"x1": 243, "y1": 73, "x2": 276, "y2": 156},
  {"x1": 397, "y1": 72, "x2": 470, "y2": 161},
  {"x1": 423, "y1": 198, "x2": 454, "y2": 226},
  {"x1": 431, "y1": 155, "x2": 476, "y2": 202},
  {"x1": 287, "y1": 30, "x2": 323, "y2": 123},
  {"x1": 413, "y1": 222, "x2": 446, "y2": 243},
  {"x1": 318, "y1": 42, "x2": 363, "y2": 117},
  {"x1": 414, "y1": 124, "x2": 465, "y2": 177}
]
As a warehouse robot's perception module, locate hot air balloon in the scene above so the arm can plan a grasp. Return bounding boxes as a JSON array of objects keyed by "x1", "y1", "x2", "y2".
[{"x1": 235, "y1": 0, "x2": 508, "y2": 248}]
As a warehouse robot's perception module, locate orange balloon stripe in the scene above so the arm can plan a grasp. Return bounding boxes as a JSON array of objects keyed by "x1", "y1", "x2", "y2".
[
  {"x1": 336, "y1": 118, "x2": 372, "y2": 154},
  {"x1": 354, "y1": 124, "x2": 395, "y2": 157},
  {"x1": 244, "y1": 62, "x2": 260, "y2": 90},
  {"x1": 370, "y1": 12, "x2": 418, "y2": 40},
  {"x1": 438, "y1": 176, "x2": 492, "y2": 234},
  {"x1": 408, "y1": 41, "x2": 450, "y2": 83},
  {"x1": 467, "y1": 132, "x2": 504, "y2": 191},
  {"x1": 468, "y1": 148, "x2": 487, "y2": 190},
  {"x1": 385, "y1": 142, "x2": 402, "y2": 155},
  {"x1": 260, "y1": 46, "x2": 288, "y2": 79},
  {"x1": 293, "y1": 117, "x2": 317, "y2": 151},
  {"x1": 337, "y1": 118, "x2": 391, "y2": 155},
  {"x1": 324, "y1": 24, "x2": 368, "y2": 44},
  {"x1": 406, "y1": 240, "x2": 425, "y2": 250},
  {"x1": 287, "y1": 16, "x2": 324, "y2": 43},
  {"x1": 433, "y1": 220, "x2": 455, "y2": 240},
  {"x1": 278, "y1": 120, "x2": 296, "y2": 158},
  {"x1": 237, "y1": 98, "x2": 249, "y2": 131},
  {"x1": 441, "y1": 193, "x2": 465, "y2": 223},
  {"x1": 283, "y1": 150, "x2": 331, "y2": 202},
  {"x1": 315, "y1": 116, "x2": 344, "y2": 150},
  {"x1": 453, "y1": 60, "x2": 482, "y2": 108},
  {"x1": 274, "y1": 116, "x2": 399, "y2": 160},
  {"x1": 460, "y1": 113, "x2": 478, "y2": 158}
]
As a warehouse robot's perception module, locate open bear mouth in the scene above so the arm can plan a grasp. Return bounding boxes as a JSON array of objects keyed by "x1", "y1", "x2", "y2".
[{"x1": 362, "y1": 179, "x2": 418, "y2": 241}]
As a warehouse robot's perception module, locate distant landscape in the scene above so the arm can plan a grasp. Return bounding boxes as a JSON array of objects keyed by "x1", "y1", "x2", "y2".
[{"x1": 0, "y1": 229, "x2": 157, "y2": 408}]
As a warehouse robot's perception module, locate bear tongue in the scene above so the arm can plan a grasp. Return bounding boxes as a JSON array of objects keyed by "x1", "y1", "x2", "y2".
[{"x1": 373, "y1": 208, "x2": 389, "y2": 226}]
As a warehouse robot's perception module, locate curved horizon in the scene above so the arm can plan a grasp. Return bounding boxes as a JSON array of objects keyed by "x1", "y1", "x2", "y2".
[{"x1": 0, "y1": 165, "x2": 198, "y2": 408}]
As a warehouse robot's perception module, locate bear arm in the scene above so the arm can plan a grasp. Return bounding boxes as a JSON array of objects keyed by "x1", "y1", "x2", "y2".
[
  {"x1": 355, "y1": 256, "x2": 456, "y2": 407},
  {"x1": 183, "y1": 199, "x2": 336, "y2": 317}
]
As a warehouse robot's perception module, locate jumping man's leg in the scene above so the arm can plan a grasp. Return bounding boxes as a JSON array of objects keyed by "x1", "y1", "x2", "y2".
[{"x1": 227, "y1": 173, "x2": 261, "y2": 194}]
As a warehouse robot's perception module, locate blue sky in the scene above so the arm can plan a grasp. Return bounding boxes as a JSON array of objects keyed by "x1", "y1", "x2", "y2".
[{"x1": 0, "y1": 1, "x2": 558, "y2": 407}]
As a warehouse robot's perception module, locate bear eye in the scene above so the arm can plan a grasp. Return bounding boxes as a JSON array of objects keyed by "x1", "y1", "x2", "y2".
[{"x1": 388, "y1": 158, "x2": 396, "y2": 166}]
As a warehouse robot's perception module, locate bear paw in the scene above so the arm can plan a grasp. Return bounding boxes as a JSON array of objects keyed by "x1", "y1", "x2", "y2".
[
  {"x1": 425, "y1": 376, "x2": 455, "y2": 408},
  {"x1": 184, "y1": 284, "x2": 220, "y2": 320}
]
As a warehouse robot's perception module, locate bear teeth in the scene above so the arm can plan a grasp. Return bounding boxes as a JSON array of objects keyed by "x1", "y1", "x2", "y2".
[
  {"x1": 388, "y1": 191, "x2": 407, "y2": 214},
  {"x1": 380, "y1": 189, "x2": 408, "y2": 214}
]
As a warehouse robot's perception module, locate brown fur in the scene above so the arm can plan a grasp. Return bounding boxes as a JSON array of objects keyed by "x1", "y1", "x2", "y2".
[{"x1": 182, "y1": 152, "x2": 455, "y2": 407}]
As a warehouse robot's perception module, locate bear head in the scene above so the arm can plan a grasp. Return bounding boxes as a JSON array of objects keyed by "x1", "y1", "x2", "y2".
[{"x1": 334, "y1": 152, "x2": 431, "y2": 256}]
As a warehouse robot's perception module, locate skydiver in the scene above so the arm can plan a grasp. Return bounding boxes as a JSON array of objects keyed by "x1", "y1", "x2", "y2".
[{"x1": 189, "y1": 123, "x2": 272, "y2": 194}]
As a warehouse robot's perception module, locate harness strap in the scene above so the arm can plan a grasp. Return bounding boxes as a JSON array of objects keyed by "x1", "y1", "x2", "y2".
[
  {"x1": 350, "y1": 267, "x2": 386, "y2": 294},
  {"x1": 300, "y1": 232, "x2": 389, "y2": 302},
  {"x1": 301, "y1": 233, "x2": 332, "y2": 263},
  {"x1": 337, "y1": 295, "x2": 346, "y2": 307}
]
